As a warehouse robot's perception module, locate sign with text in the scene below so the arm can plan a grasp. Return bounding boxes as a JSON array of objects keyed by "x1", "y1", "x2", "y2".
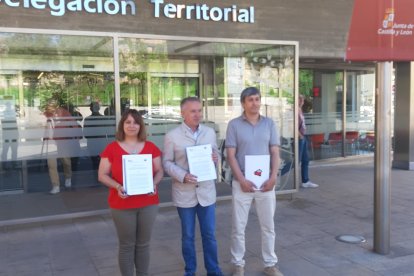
[
  {"x1": 346, "y1": 0, "x2": 414, "y2": 61},
  {"x1": 0, "y1": 0, "x2": 254, "y2": 23}
]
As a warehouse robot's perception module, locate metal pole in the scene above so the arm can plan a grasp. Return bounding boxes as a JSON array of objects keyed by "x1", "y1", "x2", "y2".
[
  {"x1": 374, "y1": 62, "x2": 392, "y2": 255},
  {"x1": 342, "y1": 70, "x2": 347, "y2": 157},
  {"x1": 113, "y1": 35, "x2": 121, "y2": 125}
]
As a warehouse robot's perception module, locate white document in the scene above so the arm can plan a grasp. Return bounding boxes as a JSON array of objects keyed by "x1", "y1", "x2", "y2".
[
  {"x1": 122, "y1": 154, "x2": 154, "y2": 195},
  {"x1": 186, "y1": 144, "x2": 217, "y2": 182},
  {"x1": 245, "y1": 155, "x2": 270, "y2": 189}
]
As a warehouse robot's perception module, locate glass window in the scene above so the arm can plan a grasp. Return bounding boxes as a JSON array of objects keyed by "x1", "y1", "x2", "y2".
[
  {"x1": 119, "y1": 38, "x2": 297, "y2": 192},
  {"x1": 299, "y1": 68, "x2": 375, "y2": 160},
  {"x1": 0, "y1": 33, "x2": 114, "y2": 209},
  {"x1": 0, "y1": 33, "x2": 297, "y2": 221},
  {"x1": 346, "y1": 71, "x2": 375, "y2": 156},
  {"x1": 299, "y1": 70, "x2": 345, "y2": 159}
]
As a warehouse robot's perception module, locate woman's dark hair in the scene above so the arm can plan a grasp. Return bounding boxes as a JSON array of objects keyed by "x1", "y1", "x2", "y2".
[{"x1": 115, "y1": 109, "x2": 147, "y2": 141}]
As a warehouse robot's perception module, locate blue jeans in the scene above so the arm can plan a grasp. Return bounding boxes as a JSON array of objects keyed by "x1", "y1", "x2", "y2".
[
  {"x1": 299, "y1": 138, "x2": 309, "y2": 183},
  {"x1": 177, "y1": 203, "x2": 222, "y2": 276}
]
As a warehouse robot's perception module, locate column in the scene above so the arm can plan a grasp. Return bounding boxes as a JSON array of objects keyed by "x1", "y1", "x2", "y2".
[{"x1": 393, "y1": 62, "x2": 414, "y2": 170}]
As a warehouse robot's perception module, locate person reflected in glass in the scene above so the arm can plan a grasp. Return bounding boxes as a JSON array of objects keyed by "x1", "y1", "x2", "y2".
[
  {"x1": 43, "y1": 99, "x2": 81, "y2": 194},
  {"x1": 83, "y1": 101, "x2": 107, "y2": 171},
  {"x1": 103, "y1": 97, "x2": 130, "y2": 141},
  {"x1": 162, "y1": 97, "x2": 223, "y2": 276},
  {"x1": 68, "y1": 103, "x2": 83, "y2": 171},
  {"x1": 104, "y1": 97, "x2": 130, "y2": 116},
  {"x1": 1, "y1": 100, "x2": 19, "y2": 170},
  {"x1": 98, "y1": 109, "x2": 163, "y2": 276},
  {"x1": 298, "y1": 95, "x2": 319, "y2": 188}
]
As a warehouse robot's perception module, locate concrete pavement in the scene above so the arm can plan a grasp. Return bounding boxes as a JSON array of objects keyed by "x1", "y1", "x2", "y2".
[{"x1": 2, "y1": 157, "x2": 414, "y2": 276}]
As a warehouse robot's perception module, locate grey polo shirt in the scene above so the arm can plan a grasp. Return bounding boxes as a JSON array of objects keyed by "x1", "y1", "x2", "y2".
[{"x1": 225, "y1": 114, "x2": 280, "y2": 172}]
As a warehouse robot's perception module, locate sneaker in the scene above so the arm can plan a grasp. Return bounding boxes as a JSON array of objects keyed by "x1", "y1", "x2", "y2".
[
  {"x1": 64, "y1": 178, "x2": 72, "y2": 188},
  {"x1": 301, "y1": 181, "x2": 319, "y2": 188},
  {"x1": 232, "y1": 265, "x2": 244, "y2": 276},
  {"x1": 264, "y1": 265, "x2": 284, "y2": 276},
  {"x1": 49, "y1": 186, "x2": 60, "y2": 194}
]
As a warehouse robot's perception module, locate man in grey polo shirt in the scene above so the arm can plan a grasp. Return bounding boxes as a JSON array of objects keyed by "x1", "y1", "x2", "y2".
[{"x1": 225, "y1": 87, "x2": 283, "y2": 276}]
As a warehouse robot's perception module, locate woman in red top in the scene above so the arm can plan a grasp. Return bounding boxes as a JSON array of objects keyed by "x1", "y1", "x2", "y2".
[{"x1": 99, "y1": 109, "x2": 163, "y2": 276}]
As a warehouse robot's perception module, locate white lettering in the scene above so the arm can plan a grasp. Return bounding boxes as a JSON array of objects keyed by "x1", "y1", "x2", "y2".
[
  {"x1": 378, "y1": 28, "x2": 396, "y2": 35},
  {"x1": 163, "y1": 3, "x2": 175, "y2": 18},
  {"x1": 3, "y1": 0, "x2": 133, "y2": 15},
  {"x1": 195, "y1": 4, "x2": 201, "y2": 19},
  {"x1": 209, "y1": 7, "x2": 222, "y2": 21},
  {"x1": 31, "y1": 0, "x2": 46, "y2": 9},
  {"x1": 176, "y1": 4, "x2": 185, "y2": 18},
  {"x1": 223, "y1": 7, "x2": 231, "y2": 21},
  {"x1": 200, "y1": 4, "x2": 209, "y2": 20},
  {"x1": 377, "y1": 28, "x2": 412, "y2": 36},
  {"x1": 49, "y1": 0, "x2": 65, "y2": 16},
  {"x1": 96, "y1": 0, "x2": 101, "y2": 12},
  {"x1": 121, "y1": 0, "x2": 134, "y2": 15},
  {"x1": 103, "y1": 0, "x2": 119, "y2": 15},
  {"x1": 185, "y1": 5, "x2": 194, "y2": 20},
  {"x1": 393, "y1": 23, "x2": 407, "y2": 29},
  {"x1": 151, "y1": 0, "x2": 162, "y2": 18},
  {"x1": 400, "y1": 29, "x2": 412, "y2": 35},
  {"x1": 67, "y1": 0, "x2": 82, "y2": 12},
  {"x1": 4, "y1": 0, "x2": 19, "y2": 7},
  {"x1": 238, "y1": 9, "x2": 249, "y2": 23},
  {"x1": 84, "y1": 0, "x2": 96, "y2": 13},
  {"x1": 148, "y1": 2, "x2": 255, "y2": 23},
  {"x1": 0, "y1": 0, "x2": 255, "y2": 21}
]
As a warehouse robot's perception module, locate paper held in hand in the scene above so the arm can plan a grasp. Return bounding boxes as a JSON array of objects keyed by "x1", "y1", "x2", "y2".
[
  {"x1": 122, "y1": 154, "x2": 154, "y2": 195},
  {"x1": 245, "y1": 155, "x2": 270, "y2": 190},
  {"x1": 186, "y1": 144, "x2": 217, "y2": 182}
]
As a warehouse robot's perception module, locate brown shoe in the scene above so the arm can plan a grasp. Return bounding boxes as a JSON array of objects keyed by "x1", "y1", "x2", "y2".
[
  {"x1": 232, "y1": 265, "x2": 244, "y2": 276},
  {"x1": 263, "y1": 265, "x2": 283, "y2": 276}
]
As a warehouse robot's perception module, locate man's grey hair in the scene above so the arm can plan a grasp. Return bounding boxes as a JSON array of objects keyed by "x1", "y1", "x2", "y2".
[
  {"x1": 240, "y1": 87, "x2": 261, "y2": 103},
  {"x1": 180, "y1": 97, "x2": 201, "y2": 110}
]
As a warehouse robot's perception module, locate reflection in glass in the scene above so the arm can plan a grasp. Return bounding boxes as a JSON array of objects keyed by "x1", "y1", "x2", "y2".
[
  {"x1": 0, "y1": 33, "x2": 115, "y2": 194},
  {"x1": 299, "y1": 69, "x2": 375, "y2": 160},
  {"x1": 0, "y1": 32, "x2": 298, "y2": 221},
  {"x1": 119, "y1": 38, "x2": 297, "y2": 191}
]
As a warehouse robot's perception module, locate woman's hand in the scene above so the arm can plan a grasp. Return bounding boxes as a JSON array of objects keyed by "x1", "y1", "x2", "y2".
[
  {"x1": 116, "y1": 184, "x2": 128, "y2": 199},
  {"x1": 148, "y1": 184, "x2": 158, "y2": 196},
  {"x1": 99, "y1": 158, "x2": 128, "y2": 199}
]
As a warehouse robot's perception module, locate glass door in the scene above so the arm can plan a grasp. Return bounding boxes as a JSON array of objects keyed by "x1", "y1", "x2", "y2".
[{"x1": 0, "y1": 72, "x2": 23, "y2": 192}]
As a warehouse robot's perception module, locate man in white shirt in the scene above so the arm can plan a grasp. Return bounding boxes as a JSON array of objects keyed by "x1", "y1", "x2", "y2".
[{"x1": 163, "y1": 97, "x2": 223, "y2": 276}]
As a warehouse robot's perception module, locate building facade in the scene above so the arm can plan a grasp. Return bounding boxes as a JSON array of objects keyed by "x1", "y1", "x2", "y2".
[{"x1": 0, "y1": 0, "x2": 378, "y2": 222}]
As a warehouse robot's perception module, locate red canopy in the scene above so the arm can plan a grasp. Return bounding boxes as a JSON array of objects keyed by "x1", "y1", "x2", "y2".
[{"x1": 346, "y1": 0, "x2": 414, "y2": 61}]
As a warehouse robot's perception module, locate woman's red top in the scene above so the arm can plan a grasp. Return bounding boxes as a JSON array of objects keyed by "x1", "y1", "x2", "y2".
[{"x1": 100, "y1": 141, "x2": 161, "y2": 209}]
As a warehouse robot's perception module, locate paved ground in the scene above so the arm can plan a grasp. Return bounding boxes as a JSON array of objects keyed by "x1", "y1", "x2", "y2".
[{"x1": 2, "y1": 157, "x2": 414, "y2": 276}]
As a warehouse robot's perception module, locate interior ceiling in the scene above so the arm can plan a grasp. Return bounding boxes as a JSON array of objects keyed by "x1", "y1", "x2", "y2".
[{"x1": 1, "y1": 34, "x2": 294, "y2": 57}]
